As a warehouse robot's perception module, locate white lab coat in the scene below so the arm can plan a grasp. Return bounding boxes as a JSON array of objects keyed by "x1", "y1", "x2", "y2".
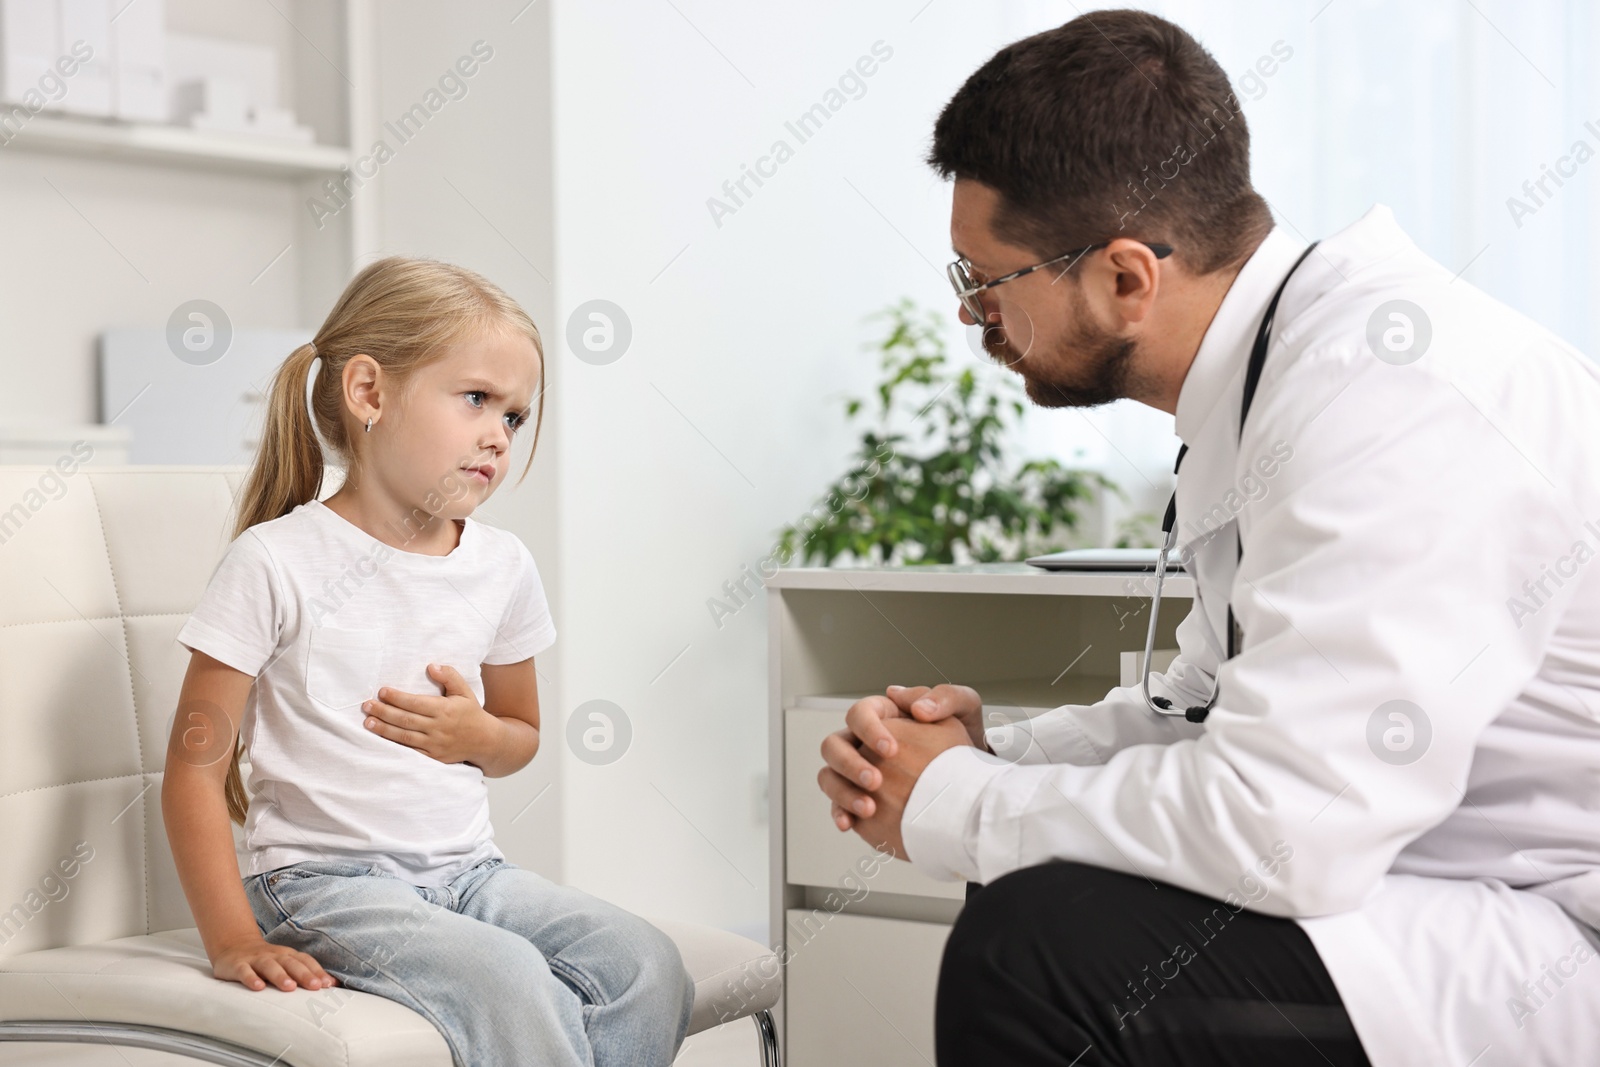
[{"x1": 902, "y1": 205, "x2": 1600, "y2": 1067}]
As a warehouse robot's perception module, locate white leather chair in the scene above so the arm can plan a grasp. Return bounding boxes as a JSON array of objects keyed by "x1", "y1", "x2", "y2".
[{"x1": 0, "y1": 466, "x2": 780, "y2": 1066}]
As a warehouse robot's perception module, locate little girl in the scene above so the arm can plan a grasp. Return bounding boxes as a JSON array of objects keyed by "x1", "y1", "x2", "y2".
[{"x1": 161, "y1": 256, "x2": 694, "y2": 1067}]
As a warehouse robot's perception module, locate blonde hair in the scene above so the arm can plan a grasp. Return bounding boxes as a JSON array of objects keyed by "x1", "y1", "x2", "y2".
[{"x1": 221, "y1": 256, "x2": 546, "y2": 826}]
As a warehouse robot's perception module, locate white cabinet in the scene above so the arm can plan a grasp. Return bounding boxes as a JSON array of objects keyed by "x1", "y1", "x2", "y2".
[
  {"x1": 785, "y1": 705, "x2": 964, "y2": 902},
  {"x1": 785, "y1": 911, "x2": 951, "y2": 1067},
  {"x1": 767, "y1": 564, "x2": 1191, "y2": 1066}
]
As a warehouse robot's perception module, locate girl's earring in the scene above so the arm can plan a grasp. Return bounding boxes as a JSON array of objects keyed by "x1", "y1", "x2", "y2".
[{"x1": 365, "y1": 417, "x2": 373, "y2": 433}]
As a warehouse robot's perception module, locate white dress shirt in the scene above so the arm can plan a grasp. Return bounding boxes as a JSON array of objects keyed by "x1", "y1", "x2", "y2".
[{"x1": 901, "y1": 205, "x2": 1600, "y2": 1067}]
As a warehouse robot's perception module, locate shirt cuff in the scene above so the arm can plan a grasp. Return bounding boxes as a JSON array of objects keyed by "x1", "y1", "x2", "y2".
[
  {"x1": 175, "y1": 619, "x2": 269, "y2": 678},
  {"x1": 485, "y1": 622, "x2": 557, "y2": 663},
  {"x1": 901, "y1": 743, "x2": 1013, "y2": 883},
  {"x1": 1007, "y1": 706, "x2": 1104, "y2": 765}
]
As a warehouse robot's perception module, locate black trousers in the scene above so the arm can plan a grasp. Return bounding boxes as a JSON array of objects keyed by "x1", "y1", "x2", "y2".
[{"x1": 936, "y1": 861, "x2": 1373, "y2": 1066}]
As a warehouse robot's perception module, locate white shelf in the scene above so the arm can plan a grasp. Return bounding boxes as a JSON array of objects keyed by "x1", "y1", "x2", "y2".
[{"x1": 4, "y1": 114, "x2": 352, "y2": 178}]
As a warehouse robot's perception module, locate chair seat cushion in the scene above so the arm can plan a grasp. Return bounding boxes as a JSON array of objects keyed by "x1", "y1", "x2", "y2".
[
  {"x1": 640, "y1": 916, "x2": 780, "y2": 1033},
  {"x1": 0, "y1": 928, "x2": 452, "y2": 1067},
  {"x1": 0, "y1": 922, "x2": 779, "y2": 1065}
]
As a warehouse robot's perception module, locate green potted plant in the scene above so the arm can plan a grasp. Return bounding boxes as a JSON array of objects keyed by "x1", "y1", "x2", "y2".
[{"x1": 775, "y1": 298, "x2": 1133, "y2": 566}]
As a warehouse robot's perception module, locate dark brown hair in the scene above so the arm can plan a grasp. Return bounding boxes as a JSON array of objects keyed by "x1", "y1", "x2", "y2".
[{"x1": 927, "y1": 9, "x2": 1272, "y2": 275}]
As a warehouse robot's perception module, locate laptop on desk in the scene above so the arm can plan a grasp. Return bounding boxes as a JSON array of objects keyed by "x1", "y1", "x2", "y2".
[{"x1": 1023, "y1": 547, "x2": 1185, "y2": 572}]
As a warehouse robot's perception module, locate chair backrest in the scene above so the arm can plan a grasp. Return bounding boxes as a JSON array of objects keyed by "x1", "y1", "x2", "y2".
[{"x1": 0, "y1": 465, "x2": 250, "y2": 959}]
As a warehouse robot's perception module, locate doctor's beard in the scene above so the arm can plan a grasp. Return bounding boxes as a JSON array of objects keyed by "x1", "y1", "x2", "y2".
[{"x1": 981, "y1": 290, "x2": 1143, "y2": 409}]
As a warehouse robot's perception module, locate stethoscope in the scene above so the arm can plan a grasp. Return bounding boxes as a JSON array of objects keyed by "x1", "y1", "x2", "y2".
[{"x1": 1142, "y1": 240, "x2": 1320, "y2": 723}]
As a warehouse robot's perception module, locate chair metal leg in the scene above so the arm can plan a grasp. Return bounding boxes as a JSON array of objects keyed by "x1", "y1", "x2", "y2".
[
  {"x1": 752, "y1": 1008, "x2": 781, "y2": 1067},
  {"x1": 0, "y1": 1020, "x2": 283, "y2": 1066},
  {"x1": 7, "y1": 1013, "x2": 785, "y2": 1066}
]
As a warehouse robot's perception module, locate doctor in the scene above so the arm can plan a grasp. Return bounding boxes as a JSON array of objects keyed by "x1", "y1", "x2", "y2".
[{"x1": 816, "y1": 10, "x2": 1600, "y2": 1067}]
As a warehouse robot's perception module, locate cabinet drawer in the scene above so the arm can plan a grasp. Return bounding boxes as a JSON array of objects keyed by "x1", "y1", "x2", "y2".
[
  {"x1": 785, "y1": 910, "x2": 951, "y2": 1067},
  {"x1": 785, "y1": 707, "x2": 965, "y2": 901}
]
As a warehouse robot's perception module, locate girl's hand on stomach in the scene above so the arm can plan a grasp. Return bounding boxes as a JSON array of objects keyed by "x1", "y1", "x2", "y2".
[
  {"x1": 214, "y1": 937, "x2": 340, "y2": 992},
  {"x1": 362, "y1": 662, "x2": 498, "y2": 765}
]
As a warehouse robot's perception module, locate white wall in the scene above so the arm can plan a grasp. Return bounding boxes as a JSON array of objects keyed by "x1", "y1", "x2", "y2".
[
  {"x1": 544, "y1": 0, "x2": 1164, "y2": 940},
  {"x1": 1154, "y1": 0, "x2": 1600, "y2": 356},
  {"x1": 359, "y1": 0, "x2": 564, "y2": 880}
]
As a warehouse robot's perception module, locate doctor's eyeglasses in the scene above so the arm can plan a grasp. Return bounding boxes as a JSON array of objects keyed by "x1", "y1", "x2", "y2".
[{"x1": 946, "y1": 240, "x2": 1174, "y2": 322}]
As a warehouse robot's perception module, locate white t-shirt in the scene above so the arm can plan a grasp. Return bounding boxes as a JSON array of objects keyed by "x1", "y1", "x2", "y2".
[{"x1": 176, "y1": 498, "x2": 556, "y2": 887}]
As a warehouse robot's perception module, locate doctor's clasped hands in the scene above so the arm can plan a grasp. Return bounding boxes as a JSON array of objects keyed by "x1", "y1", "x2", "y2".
[{"x1": 817, "y1": 683, "x2": 988, "y2": 859}]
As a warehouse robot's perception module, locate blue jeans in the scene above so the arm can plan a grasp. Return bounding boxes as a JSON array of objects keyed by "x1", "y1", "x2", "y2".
[{"x1": 242, "y1": 855, "x2": 695, "y2": 1067}]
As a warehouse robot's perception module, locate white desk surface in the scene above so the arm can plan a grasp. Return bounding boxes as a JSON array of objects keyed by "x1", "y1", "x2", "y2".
[{"x1": 767, "y1": 562, "x2": 1195, "y2": 597}]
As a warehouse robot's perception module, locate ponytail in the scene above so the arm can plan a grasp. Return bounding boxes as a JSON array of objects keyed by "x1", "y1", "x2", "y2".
[
  {"x1": 234, "y1": 342, "x2": 324, "y2": 540},
  {"x1": 223, "y1": 734, "x2": 251, "y2": 827}
]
